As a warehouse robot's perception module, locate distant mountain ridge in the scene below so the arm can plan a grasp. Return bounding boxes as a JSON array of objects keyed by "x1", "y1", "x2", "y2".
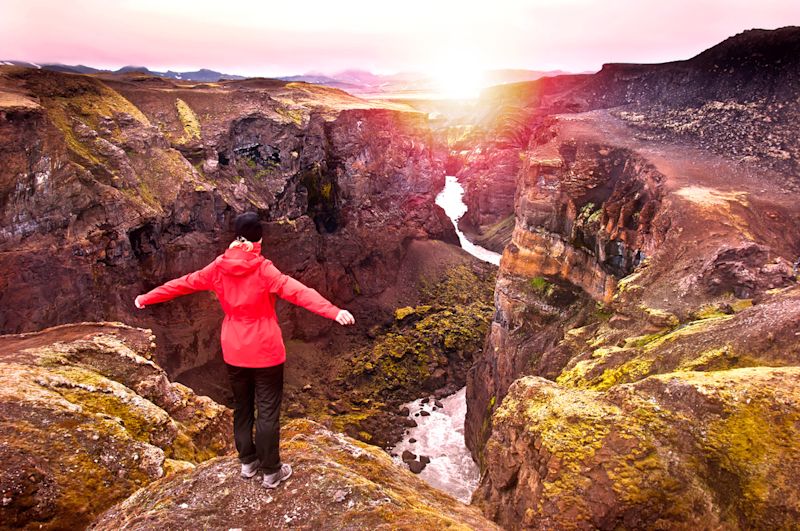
[
  {"x1": 0, "y1": 60, "x2": 581, "y2": 95},
  {"x1": 278, "y1": 68, "x2": 580, "y2": 96},
  {"x1": 0, "y1": 60, "x2": 245, "y2": 81}
]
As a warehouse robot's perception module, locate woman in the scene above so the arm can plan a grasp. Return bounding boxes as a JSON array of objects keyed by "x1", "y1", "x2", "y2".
[{"x1": 134, "y1": 212, "x2": 355, "y2": 489}]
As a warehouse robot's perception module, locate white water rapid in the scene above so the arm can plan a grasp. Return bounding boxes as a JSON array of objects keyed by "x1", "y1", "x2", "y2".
[
  {"x1": 389, "y1": 175, "x2": 501, "y2": 503},
  {"x1": 434, "y1": 175, "x2": 502, "y2": 266}
]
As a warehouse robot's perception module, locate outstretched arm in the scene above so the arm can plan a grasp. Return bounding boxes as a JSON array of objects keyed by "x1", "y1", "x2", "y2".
[
  {"x1": 265, "y1": 263, "x2": 354, "y2": 325},
  {"x1": 135, "y1": 261, "x2": 216, "y2": 308}
]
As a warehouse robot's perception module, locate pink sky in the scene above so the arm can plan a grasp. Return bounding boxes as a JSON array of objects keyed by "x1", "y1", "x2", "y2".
[{"x1": 1, "y1": 0, "x2": 799, "y2": 76}]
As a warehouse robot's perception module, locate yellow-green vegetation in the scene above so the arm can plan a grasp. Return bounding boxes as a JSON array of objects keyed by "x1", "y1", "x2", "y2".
[
  {"x1": 578, "y1": 202, "x2": 602, "y2": 224},
  {"x1": 677, "y1": 345, "x2": 765, "y2": 372},
  {"x1": 301, "y1": 162, "x2": 336, "y2": 208},
  {"x1": 40, "y1": 77, "x2": 149, "y2": 166},
  {"x1": 527, "y1": 275, "x2": 555, "y2": 297},
  {"x1": 489, "y1": 377, "x2": 688, "y2": 525},
  {"x1": 394, "y1": 306, "x2": 421, "y2": 320},
  {"x1": 485, "y1": 369, "x2": 800, "y2": 528},
  {"x1": 642, "y1": 314, "x2": 734, "y2": 351},
  {"x1": 92, "y1": 419, "x2": 500, "y2": 530},
  {"x1": 276, "y1": 105, "x2": 305, "y2": 126},
  {"x1": 560, "y1": 305, "x2": 749, "y2": 392},
  {"x1": 686, "y1": 368, "x2": 800, "y2": 526},
  {"x1": 0, "y1": 324, "x2": 232, "y2": 530},
  {"x1": 557, "y1": 346, "x2": 655, "y2": 391},
  {"x1": 175, "y1": 98, "x2": 201, "y2": 141},
  {"x1": 616, "y1": 269, "x2": 644, "y2": 294},
  {"x1": 640, "y1": 306, "x2": 680, "y2": 327},
  {"x1": 342, "y1": 265, "x2": 495, "y2": 411}
]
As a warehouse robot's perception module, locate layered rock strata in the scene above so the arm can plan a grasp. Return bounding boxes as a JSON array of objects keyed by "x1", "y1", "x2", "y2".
[
  {"x1": 0, "y1": 322, "x2": 232, "y2": 529},
  {"x1": 465, "y1": 27, "x2": 800, "y2": 529},
  {"x1": 0, "y1": 67, "x2": 457, "y2": 385}
]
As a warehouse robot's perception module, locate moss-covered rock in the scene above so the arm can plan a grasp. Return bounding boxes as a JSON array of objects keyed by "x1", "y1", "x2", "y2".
[
  {"x1": 475, "y1": 368, "x2": 800, "y2": 530},
  {"x1": 0, "y1": 322, "x2": 233, "y2": 530},
  {"x1": 91, "y1": 419, "x2": 499, "y2": 530},
  {"x1": 306, "y1": 264, "x2": 496, "y2": 446}
]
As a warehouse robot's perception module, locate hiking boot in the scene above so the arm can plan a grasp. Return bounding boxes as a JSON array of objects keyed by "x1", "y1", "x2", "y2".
[
  {"x1": 262, "y1": 463, "x2": 292, "y2": 489},
  {"x1": 240, "y1": 459, "x2": 261, "y2": 479}
]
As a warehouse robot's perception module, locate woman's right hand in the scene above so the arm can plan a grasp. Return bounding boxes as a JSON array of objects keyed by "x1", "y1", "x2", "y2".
[
  {"x1": 335, "y1": 309, "x2": 355, "y2": 326},
  {"x1": 134, "y1": 296, "x2": 145, "y2": 309}
]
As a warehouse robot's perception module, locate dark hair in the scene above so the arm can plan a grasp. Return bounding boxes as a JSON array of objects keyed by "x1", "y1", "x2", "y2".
[{"x1": 234, "y1": 212, "x2": 263, "y2": 243}]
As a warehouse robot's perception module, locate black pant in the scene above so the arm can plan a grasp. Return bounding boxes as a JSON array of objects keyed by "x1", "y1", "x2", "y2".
[{"x1": 226, "y1": 363, "x2": 284, "y2": 473}]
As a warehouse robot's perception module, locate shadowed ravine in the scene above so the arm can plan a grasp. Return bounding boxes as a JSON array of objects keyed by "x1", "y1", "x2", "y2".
[{"x1": 388, "y1": 175, "x2": 500, "y2": 502}]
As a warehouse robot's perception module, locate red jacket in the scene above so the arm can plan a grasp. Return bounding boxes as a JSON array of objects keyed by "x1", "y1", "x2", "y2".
[{"x1": 138, "y1": 242, "x2": 341, "y2": 368}]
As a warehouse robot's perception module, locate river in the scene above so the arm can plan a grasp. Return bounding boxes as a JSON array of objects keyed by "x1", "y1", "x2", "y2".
[{"x1": 389, "y1": 175, "x2": 501, "y2": 503}]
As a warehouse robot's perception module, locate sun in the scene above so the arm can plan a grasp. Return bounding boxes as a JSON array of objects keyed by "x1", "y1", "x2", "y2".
[{"x1": 430, "y1": 59, "x2": 486, "y2": 100}]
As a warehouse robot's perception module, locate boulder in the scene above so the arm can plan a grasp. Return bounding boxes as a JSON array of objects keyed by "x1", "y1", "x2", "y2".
[
  {"x1": 91, "y1": 419, "x2": 499, "y2": 530},
  {"x1": 475, "y1": 368, "x2": 800, "y2": 530},
  {"x1": 0, "y1": 322, "x2": 232, "y2": 530}
]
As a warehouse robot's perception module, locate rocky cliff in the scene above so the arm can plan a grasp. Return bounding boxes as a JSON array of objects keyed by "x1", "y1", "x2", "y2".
[
  {"x1": 0, "y1": 66, "x2": 496, "y2": 440},
  {"x1": 0, "y1": 322, "x2": 498, "y2": 530},
  {"x1": 91, "y1": 418, "x2": 499, "y2": 531},
  {"x1": 0, "y1": 67, "x2": 455, "y2": 372},
  {"x1": 455, "y1": 26, "x2": 800, "y2": 254},
  {"x1": 464, "y1": 27, "x2": 800, "y2": 528},
  {"x1": 0, "y1": 322, "x2": 232, "y2": 529}
]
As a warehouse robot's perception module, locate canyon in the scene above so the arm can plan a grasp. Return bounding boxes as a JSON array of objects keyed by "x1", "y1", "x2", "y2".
[{"x1": 1, "y1": 25, "x2": 800, "y2": 531}]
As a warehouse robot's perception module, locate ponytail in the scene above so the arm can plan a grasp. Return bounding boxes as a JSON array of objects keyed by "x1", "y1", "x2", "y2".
[{"x1": 229, "y1": 236, "x2": 254, "y2": 252}]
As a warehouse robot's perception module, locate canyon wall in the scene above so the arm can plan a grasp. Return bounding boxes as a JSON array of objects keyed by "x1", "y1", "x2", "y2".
[
  {"x1": 465, "y1": 27, "x2": 800, "y2": 528},
  {"x1": 0, "y1": 67, "x2": 461, "y2": 388}
]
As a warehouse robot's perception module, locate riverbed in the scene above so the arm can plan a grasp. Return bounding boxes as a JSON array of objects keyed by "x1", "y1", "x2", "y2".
[{"x1": 389, "y1": 175, "x2": 501, "y2": 503}]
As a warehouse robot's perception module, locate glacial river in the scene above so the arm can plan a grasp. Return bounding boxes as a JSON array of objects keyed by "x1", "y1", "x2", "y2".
[{"x1": 389, "y1": 175, "x2": 501, "y2": 503}]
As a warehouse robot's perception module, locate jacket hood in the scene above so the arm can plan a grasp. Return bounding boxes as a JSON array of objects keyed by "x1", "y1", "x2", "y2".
[{"x1": 217, "y1": 242, "x2": 266, "y2": 276}]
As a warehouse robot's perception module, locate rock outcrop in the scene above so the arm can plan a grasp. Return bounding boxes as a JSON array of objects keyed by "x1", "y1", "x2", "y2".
[
  {"x1": 0, "y1": 322, "x2": 232, "y2": 530},
  {"x1": 463, "y1": 26, "x2": 800, "y2": 528},
  {"x1": 476, "y1": 368, "x2": 800, "y2": 529},
  {"x1": 91, "y1": 418, "x2": 499, "y2": 530}
]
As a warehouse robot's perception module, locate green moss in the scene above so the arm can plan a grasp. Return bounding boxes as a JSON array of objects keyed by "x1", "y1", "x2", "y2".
[
  {"x1": 616, "y1": 270, "x2": 644, "y2": 295},
  {"x1": 703, "y1": 391, "x2": 800, "y2": 522},
  {"x1": 641, "y1": 306, "x2": 680, "y2": 327},
  {"x1": 643, "y1": 315, "x2": 735, "y2": 352},
  {"x1": 276, "y1": 105, "x2": 305, "y2": 126},
  {"x1": 677, "y1": 346, "x2": 764, "y2": 372},
  {"x1": 624, "y1": 331, "x2": 668, "y2": 349},
  {"x1": 528, "y1": 276, "x2": 554, "y2": 297},
  {"x1": 557, "y1": 347, "x2": 655, "y2": 391},
  {"x1": 693, "y1": 304, "x2": 733, "y2": 320},
  {"x1": 329, "y1": 265, "x2": 495, "y2": 431},
  {"x1": 395, "y1": 306, "x2": 416, "y2": 320},
  {"x1": 175, "y1": 98, "x2": 201, "y2": 141}
]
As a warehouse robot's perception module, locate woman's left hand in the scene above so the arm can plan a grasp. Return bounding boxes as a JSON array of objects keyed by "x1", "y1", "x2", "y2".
[
  {"x1": 134, "y1": 296, "x2": 145, "y2": 309},
  {"x1": 335, "y1": 309, "x2": 355, "y2": 326}
]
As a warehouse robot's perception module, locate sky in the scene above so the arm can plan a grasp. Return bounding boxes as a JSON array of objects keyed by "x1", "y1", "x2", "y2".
[{"x1": 1, "y1": 0, "x2": 799, "y2": 77}]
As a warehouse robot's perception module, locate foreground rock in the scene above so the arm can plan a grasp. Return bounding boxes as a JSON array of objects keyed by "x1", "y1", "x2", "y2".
[
  {"x1": 476, "y1": 368, "x2": 800, "y2": 529},
  {"x1": 92, "y1": 419, "x2": 499, "y2": 531},
  {"x1": 0, "y1": 322, "x2": 232, "y2": 530}
]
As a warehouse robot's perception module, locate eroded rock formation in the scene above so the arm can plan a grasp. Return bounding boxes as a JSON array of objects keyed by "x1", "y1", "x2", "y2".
[
  {"x1": 0, "y1": 67, "x2": 475, "y2": 413},
  {"x1": 476, "y1": 368, "x2": 800, "y2": 529},
  {"x1": 0, "y1": 322, "x2": 232, "y2": 529},
  {"x1": 464, "y1": 26, "x2": 800, "y2": 529},
  {"x1": 91, "y1": 418, "x2": 499, "y2": 530}
]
